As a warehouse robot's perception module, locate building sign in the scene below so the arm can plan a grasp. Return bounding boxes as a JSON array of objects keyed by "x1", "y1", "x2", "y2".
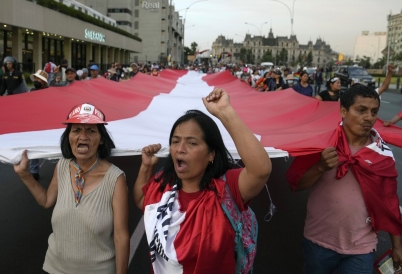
[
  {"x1": 84, "y1": 29, "x2": 106, "y2": 43},
  {"x1": 142, "y1": 1, "x2": 160, "y2": 11}
]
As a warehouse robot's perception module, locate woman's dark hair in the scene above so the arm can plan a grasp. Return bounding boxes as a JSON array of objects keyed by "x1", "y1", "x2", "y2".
[
  {"x1": 340, "y1": 84, "x2": 380, "y2": 111},
  {"x1": 326, "y1": 76, "x2": 340, "y2": 90},
  {"x1": 299, "y1": 71, "x2": 309, "y2": 80},
  {"x1": 155, "y1": 110, "x2": 233, "y2": 192},
  {"x1": 60, "y1": 123, "x2": 115, "y2": 159}
]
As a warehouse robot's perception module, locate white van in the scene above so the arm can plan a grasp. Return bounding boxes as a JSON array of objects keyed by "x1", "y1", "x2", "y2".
[{"x1": 260, "y1": 62, "x2": 274, "y2": 69}]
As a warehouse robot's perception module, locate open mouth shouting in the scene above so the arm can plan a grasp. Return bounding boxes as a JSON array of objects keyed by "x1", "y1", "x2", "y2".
[
  {"x1": 77, "y1": 143, "x2": 90, "y2": 153},
  {"x1": 175, "y1": 158, "x2": 188, "y2": 173}
]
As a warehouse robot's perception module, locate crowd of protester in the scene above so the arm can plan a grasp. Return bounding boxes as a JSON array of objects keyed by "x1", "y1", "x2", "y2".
[
  {"x1": 187, "y1": 62, "x2": 396, "y2": 101},
  {"x1": 0, "y1": 57, "x2": 170, "y2": 95},
  {"x1": 3, "y1": 52, "x2": 402, "y2": 274}
]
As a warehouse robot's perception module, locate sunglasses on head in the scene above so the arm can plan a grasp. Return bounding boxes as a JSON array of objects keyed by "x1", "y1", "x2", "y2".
[{"x1": 330, "y1": 77, "x2": 339, "y2": 82}]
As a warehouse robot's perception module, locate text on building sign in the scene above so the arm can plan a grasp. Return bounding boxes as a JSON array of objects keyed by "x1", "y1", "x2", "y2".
[{"x1": 84, "y1": 29, "x2": 106, "y2": 43}]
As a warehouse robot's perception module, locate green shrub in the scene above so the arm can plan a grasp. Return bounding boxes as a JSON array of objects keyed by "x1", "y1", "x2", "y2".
[
  {"x1": 24, "y1": 72, "x2": 32, "y2": 85},
  {"x1": 36, "y1": 0, "x2": 141, "y2": 42}
]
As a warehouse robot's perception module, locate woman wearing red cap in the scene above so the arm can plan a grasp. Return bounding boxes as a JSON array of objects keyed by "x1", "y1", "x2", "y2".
[{"x1": 13, "y1": 103, "x2": 129, "y2": 274}]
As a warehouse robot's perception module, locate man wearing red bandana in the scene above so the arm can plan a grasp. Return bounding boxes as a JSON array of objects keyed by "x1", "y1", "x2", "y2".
[{"x1": 286, "y1": 84, "x2": 402, "y2": 274}]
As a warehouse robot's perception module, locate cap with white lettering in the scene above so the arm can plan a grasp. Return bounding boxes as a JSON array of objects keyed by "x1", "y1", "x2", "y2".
[{"x1": 63, "y1": 103, "x2": 107, "y2": 125}]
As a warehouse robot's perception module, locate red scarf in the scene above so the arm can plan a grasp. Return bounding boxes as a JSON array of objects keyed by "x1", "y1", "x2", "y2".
[{"x1": 287, "y1": 125, "x2": 402, "y2": 235}]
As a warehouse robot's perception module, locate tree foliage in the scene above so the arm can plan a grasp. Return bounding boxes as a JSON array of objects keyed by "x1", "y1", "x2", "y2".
[
  {"x1": 297, "y1": 52, "x2": 303, "y2": 64},
  {"x1": 306, "y1": 51, "x2": 313, "y2": 66},
  {"x1": 190, "y1": 42, "x2": 198, "y2": 55},
  {"x1": 373, "y1": 56, "x2": 386, "y2": 69},
  {"x1": 276, "y1": 48, "x2": 288, "y2": 65},
  {"x1": 260, "y1": 49, "x2": 274, "y2": 63},
  {"x1": 36, "y1": 0, "x2": 141, "y2": 41},
  {"x1": 239, "y1": 47, "x2": 255, "y2": 64},
  {"x1": 356, "y1": 55, "x2": 371, "y2": 69},
  {"x1": 392, "y1": 52, "x2": 402, "y2": 62}
]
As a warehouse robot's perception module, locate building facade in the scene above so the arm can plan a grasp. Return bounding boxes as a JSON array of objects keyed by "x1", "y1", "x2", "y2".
[
  {"x1": 353, "y1": 31, "x2": 387, "y2": 62},
  {"x1": 0, "y1": 0, "x2": 142, "y2": 73},
  {"x1": 77, "y1": 0, "x2": 184, "y2": 65},
  {"x1": 211, "y1": 28, "x2": 333, "y2": 68},
  {"x1": 387, "y1": 9, "x2": 402, "y2": 55}
]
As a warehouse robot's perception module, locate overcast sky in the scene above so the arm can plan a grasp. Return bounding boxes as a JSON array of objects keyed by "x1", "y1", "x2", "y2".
[{"x1": 172, "y1": 0, "x2": 400, "y2": 56}]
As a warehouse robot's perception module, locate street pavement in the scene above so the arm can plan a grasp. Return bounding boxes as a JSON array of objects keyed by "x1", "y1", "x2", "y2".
[{"x1": 0, "y1": 90, "x2": 401, "y2": 274}]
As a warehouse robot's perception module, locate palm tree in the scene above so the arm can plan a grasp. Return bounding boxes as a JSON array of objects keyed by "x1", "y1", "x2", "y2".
[{"x1": 373, "y1": 56, "x2": 386, "y2": 69}]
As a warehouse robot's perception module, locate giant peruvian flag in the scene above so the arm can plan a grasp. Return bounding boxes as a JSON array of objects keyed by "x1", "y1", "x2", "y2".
[{"x1": 1, "y1": 70, "x2": 402, "y2": 164}]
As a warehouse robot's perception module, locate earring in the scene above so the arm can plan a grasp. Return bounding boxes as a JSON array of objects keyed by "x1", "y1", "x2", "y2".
[{"x1": 209, "y1": 160, "x2": 213, "y2": 165}]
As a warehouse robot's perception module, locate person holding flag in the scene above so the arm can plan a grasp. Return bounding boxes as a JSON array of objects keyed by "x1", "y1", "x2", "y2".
[
  {"x1": 134, "y1": 88, "x2": 272, "y2": 273},
  {"x1": 286, "y1": 84, "x2": 402, "y2": 273},
  {"x1": 13, "y1": 103, "x2": 129, "y2": 274}
]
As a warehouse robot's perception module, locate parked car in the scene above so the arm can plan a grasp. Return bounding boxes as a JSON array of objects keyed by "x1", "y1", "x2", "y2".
[
  {"x1": 334, "y1": 66, "x2": 375, "y2": 88},
  {"x1": 260, "y1": 62, "x2": 274, "y2": 70},
  {"x1": 305, "y1": 68, "x2": 316, "y2": 84}
]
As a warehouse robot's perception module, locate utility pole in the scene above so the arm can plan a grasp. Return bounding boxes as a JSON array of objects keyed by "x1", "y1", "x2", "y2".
[{"x1": 168, "y1": 0, "x2": 172, "y2": 66}]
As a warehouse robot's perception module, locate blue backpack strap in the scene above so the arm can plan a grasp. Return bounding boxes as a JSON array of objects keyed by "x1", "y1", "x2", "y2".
[{"x1": 220, "y1": 175, "x2": 244, "y2": 274}]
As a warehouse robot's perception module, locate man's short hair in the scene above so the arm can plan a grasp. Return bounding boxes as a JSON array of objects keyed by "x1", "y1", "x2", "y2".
[{"x1": 340, "y1": 84, "x2": 380, "y2": 111}]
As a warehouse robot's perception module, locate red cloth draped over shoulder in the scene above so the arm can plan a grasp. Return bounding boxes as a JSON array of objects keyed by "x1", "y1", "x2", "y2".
[{"x1": 286, "y1": 125, "x2": 402, "y2": 235}]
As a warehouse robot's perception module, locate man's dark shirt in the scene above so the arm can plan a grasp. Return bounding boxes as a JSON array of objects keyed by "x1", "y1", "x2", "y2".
[{"x1": 0, "y1": 70, "x2": 23, "y2": 95}]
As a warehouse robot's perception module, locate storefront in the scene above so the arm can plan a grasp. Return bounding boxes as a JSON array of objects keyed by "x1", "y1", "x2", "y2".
[{"x1": 0, "y1": 0, "x2": 142, "y2": 73}]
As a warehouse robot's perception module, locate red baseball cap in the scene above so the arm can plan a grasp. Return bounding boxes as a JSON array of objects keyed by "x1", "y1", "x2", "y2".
[{"x1": 63, "y1": 103, "x2": 107, "y2": 124}]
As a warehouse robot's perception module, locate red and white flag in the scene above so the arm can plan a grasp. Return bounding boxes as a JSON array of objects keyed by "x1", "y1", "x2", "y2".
[{"x1": 1, "y1": 70, "x2": 401, "y2": 164}]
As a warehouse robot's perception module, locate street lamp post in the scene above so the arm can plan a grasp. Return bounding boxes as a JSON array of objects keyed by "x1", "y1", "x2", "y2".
[
  {"x1": 269, "y1": 0, "x2": 296, "y2": 36},
  {"x1": 244, "y1": 22, "x2": 267, "y2": 36},
  {"x1": 244, "y1": 22, "x2": 267, "y2": 63},
  {"x1": 386, "y1": 35, "x2": 394, "y2": 74},
  {"x1": 269, "y1": 0, "x2": 296, "y2": 66},
  {"x1": 235, "y1": 34, "x2": 243, "y2": 42},
  {"x1": 260, "y1": 21, "x2": 268, "y2": 36},
  {"x1": 181, "y1": 0, "x2": 207, "y2": 65}
]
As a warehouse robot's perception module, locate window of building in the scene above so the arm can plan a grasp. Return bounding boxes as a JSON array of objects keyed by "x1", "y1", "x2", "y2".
[
  {"x1": 135, "y1": 0, "x2": 139, "y2": 6},
  {"x1": 0, "y1": 31, "x2": 4, "y2": 58},
  {"x1": 117, "y1": 21, "x2": 133, "y2": 27},
  {"x1": 135, "y1": 10, "x2": 139, "y2": 18},
  {"x1": 6, "y1": 31, "x2": 12, "y2": 55},
  {"x1": 108, "y1": 8, "x2": 133, "y2": 15},
  {"x1": 134, "y1": 21, "x2": 139, "y2": 29}
]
